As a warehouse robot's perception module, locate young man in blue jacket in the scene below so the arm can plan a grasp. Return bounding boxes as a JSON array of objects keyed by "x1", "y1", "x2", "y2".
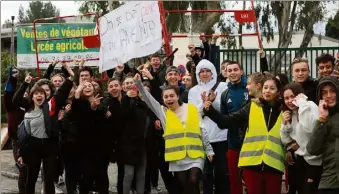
[{"x1": 220, "y1": 61, "x2": 248, "y2": 194}]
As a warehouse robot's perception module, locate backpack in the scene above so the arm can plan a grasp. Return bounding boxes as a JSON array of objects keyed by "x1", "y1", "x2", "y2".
[{"x1": 17, "y1": 120, "x2": 31, "y2": 155}]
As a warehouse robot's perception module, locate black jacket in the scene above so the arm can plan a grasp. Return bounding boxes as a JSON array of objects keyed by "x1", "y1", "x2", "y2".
[
  {"x1": 118, "y1": 95, "x2": 154, "y2": 165},
  {"x1": 70, "y1": 98, "x2": 108, "y2": 156},
  {"x1": 13, "y1": 79, "x2": 73, "y2": 141},
  {"x1": 204, "y1": 98, "x2": 283, "y2": 173},
  {"x1": 60, "y1": 110, "x2": 79, "y2": 144},
  {"x1": 43, "y1": 63, "x2": 71, "y2": 79},
  {"x1": 98, "y1": 94, "x2": 124, "y2": 162}
]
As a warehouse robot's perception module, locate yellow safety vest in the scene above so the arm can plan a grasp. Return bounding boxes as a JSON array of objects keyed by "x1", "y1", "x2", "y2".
[
  {"x1": 163, "y1": 103, "x2": 205, "y2": 162},
  {"x1": 238, "y1": 102, "x2": 286, "y2": 173}
]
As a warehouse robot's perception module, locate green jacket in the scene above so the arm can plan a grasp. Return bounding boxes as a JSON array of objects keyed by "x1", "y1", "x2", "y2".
[
  {"x1": 307, "y1": 76, "x2": 339, "y2": 190},
  {"x1": 307, "y1": 118, "x2": 339, "y2": 189}
]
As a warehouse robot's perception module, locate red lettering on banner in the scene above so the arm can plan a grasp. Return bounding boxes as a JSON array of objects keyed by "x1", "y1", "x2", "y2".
[{"x1": 141, "y1": 3, "x2": 157, "y2": 17}]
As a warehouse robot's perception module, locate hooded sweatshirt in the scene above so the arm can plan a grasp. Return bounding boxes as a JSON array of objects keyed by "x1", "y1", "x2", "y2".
[
  {"x1": 307, "y1": 76, "x2": 339, "y2": 189},
  {"x1": 188, "y1": 59, "x2": 228, "y2": 143}
]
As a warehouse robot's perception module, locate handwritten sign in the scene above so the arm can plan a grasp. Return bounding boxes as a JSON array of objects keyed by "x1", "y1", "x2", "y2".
[
  {"x1": 17, "y1": 23, "x2": 99, "y2": 69},
  {"x1": 98, "y1": 1, "x2": 162, "y2": 73}
]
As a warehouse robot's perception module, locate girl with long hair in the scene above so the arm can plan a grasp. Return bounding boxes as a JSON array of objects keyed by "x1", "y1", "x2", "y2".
[
  {"x1": 203, "y1": 77, "x2": 286, "y2": 194},
  {"x1": 70, "y1": 81, "x2": 109, "y2": 194},
  {"x1": 13, "y1": 73, "x2": 73, "y2": 194},
  {"x1": 280, "y1": 82, "x2": 322, "y2": 194},
  {"x1": 134, "y1": 73, "x2": 214, "y2": 194}
]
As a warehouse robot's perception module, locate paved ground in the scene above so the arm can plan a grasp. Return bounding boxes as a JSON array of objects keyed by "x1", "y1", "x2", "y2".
[
  {"x1": 0, "y1": 150, "x2": 166, "y2": 194},
  {"x1": 1, "y1": 149, "x2": 288, "y2": 194}
]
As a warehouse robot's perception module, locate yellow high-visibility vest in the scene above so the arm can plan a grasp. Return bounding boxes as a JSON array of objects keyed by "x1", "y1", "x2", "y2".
[
  {"x1": 238, "y1": 102, "x2": 286, "y2": 173},
  {"x1": 163, "y1": 103, "x2": 205, "y2": 162}
]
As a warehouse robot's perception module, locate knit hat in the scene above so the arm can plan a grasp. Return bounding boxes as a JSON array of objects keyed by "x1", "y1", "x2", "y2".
[
  {"x1": 195, "y1": 43, "x2": 204, "y2": 51},
  {"x1": 166, "y1": 66, "x2": 180, "y2": 75}
]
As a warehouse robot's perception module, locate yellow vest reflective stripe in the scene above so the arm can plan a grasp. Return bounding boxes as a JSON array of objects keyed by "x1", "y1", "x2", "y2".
[
  {"x1": 238, "y1": 102, "x2": 286, "y2": 173},
  {"x1": 163, "y1": 103, "x2": 205, "y2": 162}
]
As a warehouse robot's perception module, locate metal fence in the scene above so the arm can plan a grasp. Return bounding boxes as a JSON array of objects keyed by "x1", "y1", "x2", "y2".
[{"x1": 219, "y1": 47, "x2": 339, "y2": 79}]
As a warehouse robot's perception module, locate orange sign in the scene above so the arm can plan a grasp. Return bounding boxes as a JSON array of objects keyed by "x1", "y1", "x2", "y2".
[{"x1": 234, "y1": 11, "x2": 256, "y2": 23}]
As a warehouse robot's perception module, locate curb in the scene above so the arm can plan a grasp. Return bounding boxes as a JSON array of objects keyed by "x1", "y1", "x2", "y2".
[
  {"x1": 1, "y1": 171, "x2": 169, "y2": 194},
  {"x1": 1, "y1": 171, "x2": 19, "y2": 180},
  {"x1": 1, "y1": 171, "x2": 43, "y2": 182}
]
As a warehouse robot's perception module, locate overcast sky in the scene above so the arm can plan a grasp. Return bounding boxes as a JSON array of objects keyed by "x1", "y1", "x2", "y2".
[
  {"x1": 1, "y1": 1, "x2": 81, "y2": 23},
  {"x1": 1, "y1": 1, "x2": 338, "y2": 35}
]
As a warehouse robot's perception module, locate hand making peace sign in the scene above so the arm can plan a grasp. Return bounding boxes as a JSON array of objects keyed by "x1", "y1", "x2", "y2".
[{"x1": 91, "y1": 94, "x2": 103, "y2": 110}]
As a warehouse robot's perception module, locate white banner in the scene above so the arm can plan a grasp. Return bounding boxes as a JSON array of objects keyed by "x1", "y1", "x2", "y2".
[{"x1": 98, "y1": 1, "x2": 162, "y2": 73}]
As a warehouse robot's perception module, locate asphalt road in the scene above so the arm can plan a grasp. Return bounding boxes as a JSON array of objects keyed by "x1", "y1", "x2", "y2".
[{"x1": 0, "y1": 150, "x2": 166, "y2": 194}]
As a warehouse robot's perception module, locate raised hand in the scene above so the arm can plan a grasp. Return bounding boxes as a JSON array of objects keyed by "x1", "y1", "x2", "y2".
[
  {"x1": 282, "y1": 111, "x2": 291, "y2": 125},
  {"x1": 199, "y1": 33, "x2": 207, "y2": 42},
  {"x1": 141, "y1": 69, "x2": 153, "y2": 80},
  {"x1": 52, "y1": 60, "x2": 59, "y2": 66},
  {"x1": 134, "y1": 73, "x2": 141, "y2": 81},
  {"x1": 75, "y1": 82, "x2": 85, "y2": 99},
  {"x1": 319, "y1": 100, "x2": 329, "y2": 120},
  {"x1": 212, "y1": 34, "x2": 220, "y2": 41},
  {"x1": 79, "y1": 59, "x2": 85, "y2": 68},
  {"x1": 126, "y1": 89, "x2": 138, "y2": 98},
  {"x1": 24, "y1": 73, "x2": 33, "y2": 83},
  {"x1": 12, "y1": 68, "x2": 19, "y2": 78},
  {"x1": 208, "y1": 90, "x2": 217, "y2": 102},
  {"x1": 91, "y1": 94, "x2": 103, "y2": 110},
  {"x1": 116, "y1": 64, "x2": 124, "y2": 73},
  {"x1": 76, "y1": 82, "x2": 85, "y2": 93},
  {"x1": 259, "y1": 49, "x2": 265, "y2": 58}
]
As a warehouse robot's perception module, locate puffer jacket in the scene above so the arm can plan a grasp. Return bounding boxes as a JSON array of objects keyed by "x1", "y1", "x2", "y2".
[{"x1": 307, "y1": 76, "x2": 339, "y2": 189}]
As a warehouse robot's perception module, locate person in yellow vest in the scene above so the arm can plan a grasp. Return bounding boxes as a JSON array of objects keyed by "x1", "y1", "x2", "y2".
[
  {"x1": 203, "y1": 77, "x2": 286, "y2": 194},
  {"x1": 133, "y1": 73, "x2": 214, "y2": 194}
]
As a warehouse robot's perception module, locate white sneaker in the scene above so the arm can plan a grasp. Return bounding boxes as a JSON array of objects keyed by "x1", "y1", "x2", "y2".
[
  {"x1": 41, "y1": 187, "x2": 44, "y2": 194},
  {"x1": 58, "y1": 176, "x2": 65, "y2": 185},
  {"x1": 151, "y1": 187, "x2": 161, "y2": 194},
  {"x1": 55, "y1": 184, "x2": 63, "y2": 194}
]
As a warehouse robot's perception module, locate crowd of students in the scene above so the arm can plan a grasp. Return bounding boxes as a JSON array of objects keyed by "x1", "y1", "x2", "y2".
[{"x1": 3, "y1": 34, "x2": 339, "y2": 194}]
